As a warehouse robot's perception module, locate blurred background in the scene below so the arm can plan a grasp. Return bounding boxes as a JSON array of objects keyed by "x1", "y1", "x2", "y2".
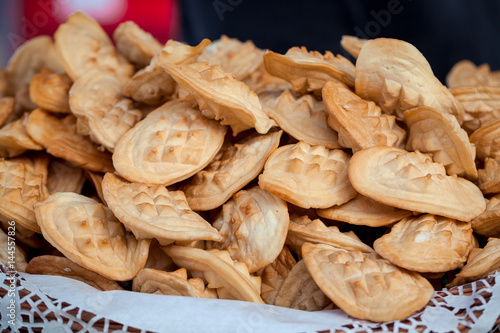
[
  {"x1": 0, "y1": 0, "x2": 180, "y2": 66},
  {"x1": 1, "y1": 0, "x2": 499, "y2": 82}
]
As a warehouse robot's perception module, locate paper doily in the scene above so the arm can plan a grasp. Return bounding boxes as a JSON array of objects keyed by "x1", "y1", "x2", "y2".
[{"x1": 0, "y1": 262, "x2": 499, "y2": 333}]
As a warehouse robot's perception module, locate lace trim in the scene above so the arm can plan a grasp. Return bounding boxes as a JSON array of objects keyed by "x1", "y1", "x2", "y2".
[{"x1": 0, "y1": 263, "x2": 499, "y2": 332}]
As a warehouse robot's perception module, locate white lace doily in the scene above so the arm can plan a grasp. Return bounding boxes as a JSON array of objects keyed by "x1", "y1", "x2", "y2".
[{"x1": 0, "y1": 263, "x2": 499, "y2": 333}]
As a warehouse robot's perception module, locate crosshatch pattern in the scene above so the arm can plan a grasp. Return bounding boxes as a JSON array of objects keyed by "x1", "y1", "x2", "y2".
[
  {"x1": 35, "y1": 193, "x2": 150, "y2": 281},
  {"x1": 0, "y1": 157, "x2": 47, "y2": 232},
  {"x1": 102, "y1": 173, "x2": 221, "y2": 245},
  {"x1": 1, "y1": 263, "x2": 499, "y2": 332}
]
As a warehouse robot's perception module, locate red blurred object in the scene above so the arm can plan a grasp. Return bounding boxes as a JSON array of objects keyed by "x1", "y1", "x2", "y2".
[{"x1": 21, "y1": 0, "x2": 179, "y2": 44}]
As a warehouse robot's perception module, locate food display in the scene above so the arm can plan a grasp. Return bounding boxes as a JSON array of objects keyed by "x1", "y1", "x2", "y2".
[{"x1": 1, "y1": 11, "x2": 500, "y2": 331}]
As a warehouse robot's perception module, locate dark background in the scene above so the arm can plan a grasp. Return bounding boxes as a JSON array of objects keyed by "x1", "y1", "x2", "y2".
[
  {"x1": 1, "y1": 0, "x2": 499, "y2": 83},
  {"x1": 180, "y1": 0, "x2": 500, "y2": 83}
]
